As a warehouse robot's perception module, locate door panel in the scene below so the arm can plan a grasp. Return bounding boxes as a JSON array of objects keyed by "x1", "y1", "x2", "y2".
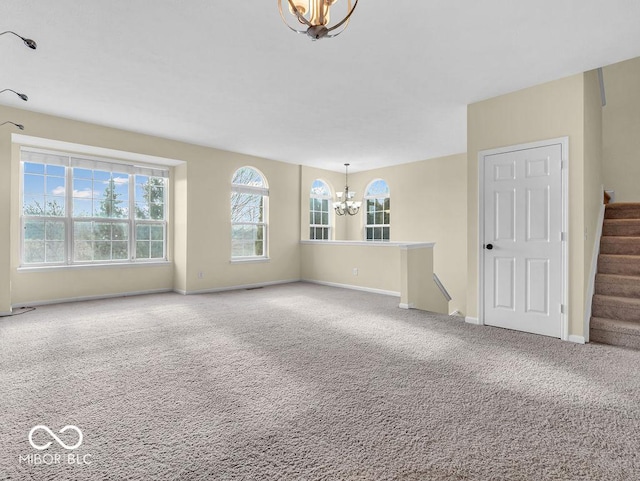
[
  {"x1": 483, "y1": 144, "x2": 563, "y2": 338},
  {"x1": 494, "y1": 257, "x2": 516, "y2": 310}
]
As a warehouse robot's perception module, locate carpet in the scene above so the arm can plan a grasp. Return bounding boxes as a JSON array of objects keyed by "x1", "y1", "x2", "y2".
[{"x1": 1, "y1": 282, "x2": 639, "y2": 480}]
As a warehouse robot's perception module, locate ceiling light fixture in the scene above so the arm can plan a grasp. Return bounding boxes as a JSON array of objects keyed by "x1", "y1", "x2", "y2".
[
  {"x1": 278, "y1": 0, "x2": 359, "y2": 40},
  {"x1": 333, "y1": 163, "x2": 361, "y2": 216},
  {"x1": 0, "y1": 89, "x2": 28, "y2": 101},
  {"x1": 0, "y1": 31, "x2": 37, "y2": 50},
  {"x1": 0, "y1": 121, "x2": 25, "y2": 130}
]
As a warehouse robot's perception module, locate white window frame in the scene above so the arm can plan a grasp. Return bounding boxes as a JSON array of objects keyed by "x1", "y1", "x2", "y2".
[
  {"x1": 230, "y1": 167, "x2": 269, "y2": 261},
  {"x1": 309, "y1": 179, "x2": 332, "y2": 240},
  {"x1": 364, "y1": 178, "x2": 390, "y2": 242},
  {"x1": 20, "y1": 147, "x2": 169, "y2": 267}
]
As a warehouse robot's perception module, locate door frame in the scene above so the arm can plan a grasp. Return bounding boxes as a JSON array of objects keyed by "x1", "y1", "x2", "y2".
[{"x1": 477, "y1": 137, "x2": 569, "y2": 341}]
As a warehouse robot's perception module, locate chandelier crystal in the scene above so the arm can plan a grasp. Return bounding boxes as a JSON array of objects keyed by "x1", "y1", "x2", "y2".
[
  {"x1": 278, "y1": 0, "x2": 359, "y2": 40},
  {"x1": 333, "y1": 163, "x2": 361, "y2": 216}
]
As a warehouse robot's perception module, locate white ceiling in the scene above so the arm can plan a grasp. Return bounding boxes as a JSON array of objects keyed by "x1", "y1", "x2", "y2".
[{"x1": 2, "y1": 0, "x2": 640, "y2": 172}]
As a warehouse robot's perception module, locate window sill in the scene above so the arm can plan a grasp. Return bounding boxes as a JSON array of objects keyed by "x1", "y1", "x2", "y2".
[
  {"x1": 17, "y1": 260, "x2": 171, "y2": 273},
  {"x1": 229, "y1": 257, "x2": 270, "y2": 264}
]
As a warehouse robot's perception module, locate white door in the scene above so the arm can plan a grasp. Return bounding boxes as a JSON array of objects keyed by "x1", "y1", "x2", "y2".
[{"x1": 482, "y1": 143, "x2": 563, "y2": 338}]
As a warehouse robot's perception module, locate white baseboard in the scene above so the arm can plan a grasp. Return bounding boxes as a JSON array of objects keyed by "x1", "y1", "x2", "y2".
[
  {"x1": 465, "y1": 316, "x2": 481, "y2": 325},
  {"x1": 568, "y1": 335, "x2": 586, "y2": 344},
  {"x1": 302, "y1": 279, "x2": 400, "y2": 298},
  {"x1": 399, "y1": 303, "x2": 414, "y2": 309},
  {"x1": 12, "y1": 288, "x2": 174, "y2": 309},
  {"x1": 178, "y1": 279, "x2": 301, "y2": 296}
]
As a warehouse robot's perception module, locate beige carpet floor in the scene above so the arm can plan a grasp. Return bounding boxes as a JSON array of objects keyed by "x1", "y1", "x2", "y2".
[{"x1": 1, "y1": 282, "x2": 639, "y2": 480}]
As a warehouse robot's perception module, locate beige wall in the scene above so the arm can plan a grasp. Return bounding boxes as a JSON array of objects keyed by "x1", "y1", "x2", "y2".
[
  {"x1": 467, "y1": 74, "x2": 588, "y2": 338},
  {"x1": 301, "y1": 242, "x2": 402, "y2": 294},
  {"x1": 300, "y1": 158, "x2": 468, "y2": 315},
  {"x1": 0, "y1": 129, "x2": 11, "y2": 313},
  {"x1": 602, "y1": 57, "x2": 640, "y2": 202},
  {"x1": 583, "y1": 70, "x2": 604, "y2": 293},
  {"x1": 1, "y1": 104, "x2": 301, "y2": 306},
  {"x1": 342, "y1": 155, "x2": 468, "y2": 314}
]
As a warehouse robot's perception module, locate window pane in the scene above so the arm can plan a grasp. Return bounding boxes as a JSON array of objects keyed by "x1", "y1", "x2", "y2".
[
  {"x1": 24, "y1": 220, "x2": 45, "y2": 240},
  {"x1": 310, "y1": 227, "x2": 315, "y2": 239},
  {"x1": 24, "y1": 241, "x2": 45, "y2": 263},
  {"x1": 366, "y1": 228, "x2": 373, "y2": 240},
  {"x1": 23, "y1": 195, "x2": 45, "y2": 215},
  {"x1": 45, "y1": 221, "x2": 65, "y2": 241},
  {"x1": 367, "y1": 213, "x2": 374, "y2": 225},
  {"x1": 231, "y1": 167, "x2": 268, "y2": 258},
  {"x1": 136, "y1": 241, "x2": 150, "y2": 259},
  {"x1": 46, "y1": 176, "x2": 65, "y2": 196},
  {"x1": 74, "y1": 222, "x2": 93, "y2": 240},
  {"x1": 136, "y1": 224, "x2": 150, "y2": 241},
  {"x1": 94, "y1": 242, "x2": 112, "y2": 260},
  {"x1": 44, "y1": 198, "x2": 65, "y2": 216},
  {"x1": 24, "y1": 174, "x2": 44, "y2": 194},
  {"x1": 150, "y1": 225, "x2": 163, "y2": 241},
  {"x1": 383, "y1": 227, "x2": 390, "y2": 240},
  {"x1": 254, "y1": 241, "x2": 263, "y2": 257},
  {"x1": 74, "y1": 168, "x2": 92, "y2": 179},
  {"x1": 150, "y1": 241, "x2": 164, "y2": 258},
  {"x1": 232, "y1": 167, "x2": 265, "y2": 187},
  {"x1": 150, "y1": 203, "x2": 164, "y2": 220},
  {"x1": 112, "y1": 242, "x2": 129, "y2": 260},
  {"x1": 46, "y1": 165, "x2": 65, "y2": 177},
  {"x1": 93, "y1": 170, "x2": 111, "y2": 182},
  {"x1": 75, "y1": 241, "x2": 93, "y2": 261},
  {"x1": 24, "y1": 162, "x2": 45, "y2": 174},
  {"x1": 46, "y1": 241, "x2": 65, "y2": 262}
]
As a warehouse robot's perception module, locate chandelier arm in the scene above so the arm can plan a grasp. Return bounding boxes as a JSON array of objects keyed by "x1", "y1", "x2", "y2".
[
  {"x1": 278, "y1": 0, "x2": 309, "y2": 34},
  {"x1": 285, "y1": 0, "x2": 315, "y2": 28},
  {"x1": 326, "y1": 0, "x2": 359, "y2": 33}
]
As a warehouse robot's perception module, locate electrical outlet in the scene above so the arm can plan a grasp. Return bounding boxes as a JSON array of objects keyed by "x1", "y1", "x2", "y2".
[
  {"x1": 353, "y1": 268, "x2": 358, "y2": 276},
  {"x1": 198, "y1": 271, "x2": 204, "y2": 279}
]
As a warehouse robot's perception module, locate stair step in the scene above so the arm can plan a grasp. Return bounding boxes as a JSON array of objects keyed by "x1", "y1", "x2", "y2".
[
  {"x1": 603, "y1": 219, "x2": 640, "y2": 236},
  {"x1": 604, "y1": 203, "x2": 640, "y2": 219},
  {"x1": 592, "y1": 295, "x2": 640, "y2": 322},
  {"x1": 598, "y1": 254, "x2": 640, "y2": 276},
  {"x1": 595, "y1": 274, "x2": 640, "y2": 298},
  {"x1": 590, "y1": 317, "x2": 640, "y2": 350},
  {"x1": 600, "y1": 236, "x2": 640, "y2": 255}
]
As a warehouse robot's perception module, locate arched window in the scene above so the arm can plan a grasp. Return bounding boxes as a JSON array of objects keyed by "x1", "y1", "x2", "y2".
[
  {"x1": 231, "y1": 167, "x2": 268, "y2": 258},
  {"x1": 364, "y1": 179, "x2": 390, "y2": 241},
  {"x1": 309, "y1": 179, "x2": 332, "y2": 240}
]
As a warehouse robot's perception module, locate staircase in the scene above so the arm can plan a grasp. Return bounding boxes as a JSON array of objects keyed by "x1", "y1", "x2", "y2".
[{"x1": 591, "y1": 203, "x2": 640, "y2": 349}]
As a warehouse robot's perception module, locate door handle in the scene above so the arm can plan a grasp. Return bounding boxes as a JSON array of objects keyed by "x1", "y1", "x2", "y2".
[{"x1": 485, "y1": 243, "x2": 494, "y2": 250}]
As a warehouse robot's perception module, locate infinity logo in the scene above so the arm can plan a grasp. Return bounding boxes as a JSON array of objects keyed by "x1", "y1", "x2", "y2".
[{"x1": 28, "y1": 425, "x2": 83, "y2": 451}]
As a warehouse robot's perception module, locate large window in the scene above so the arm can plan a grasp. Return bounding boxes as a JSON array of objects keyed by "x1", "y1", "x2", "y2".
[
  {"x1": 364, "y1": 179, "x2": 390, "y2": 241},
  {"x1": 21, "y1": 149, "x2": 168, "y2": 266},
  {"x1": 309, "y1": 179, "x2": 331, "y2": 240},
  {"x1": 231, "y1": 167, "x2": 268, "y2": 259}
]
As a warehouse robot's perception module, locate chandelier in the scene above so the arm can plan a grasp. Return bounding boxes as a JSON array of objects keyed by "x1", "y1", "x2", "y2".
[
  {"x1": 278, "y1": 0, "x2": 359, "y2": 40},
  {"x1": 333, "y1": 163, "x2": 361, "y2": 216}
]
